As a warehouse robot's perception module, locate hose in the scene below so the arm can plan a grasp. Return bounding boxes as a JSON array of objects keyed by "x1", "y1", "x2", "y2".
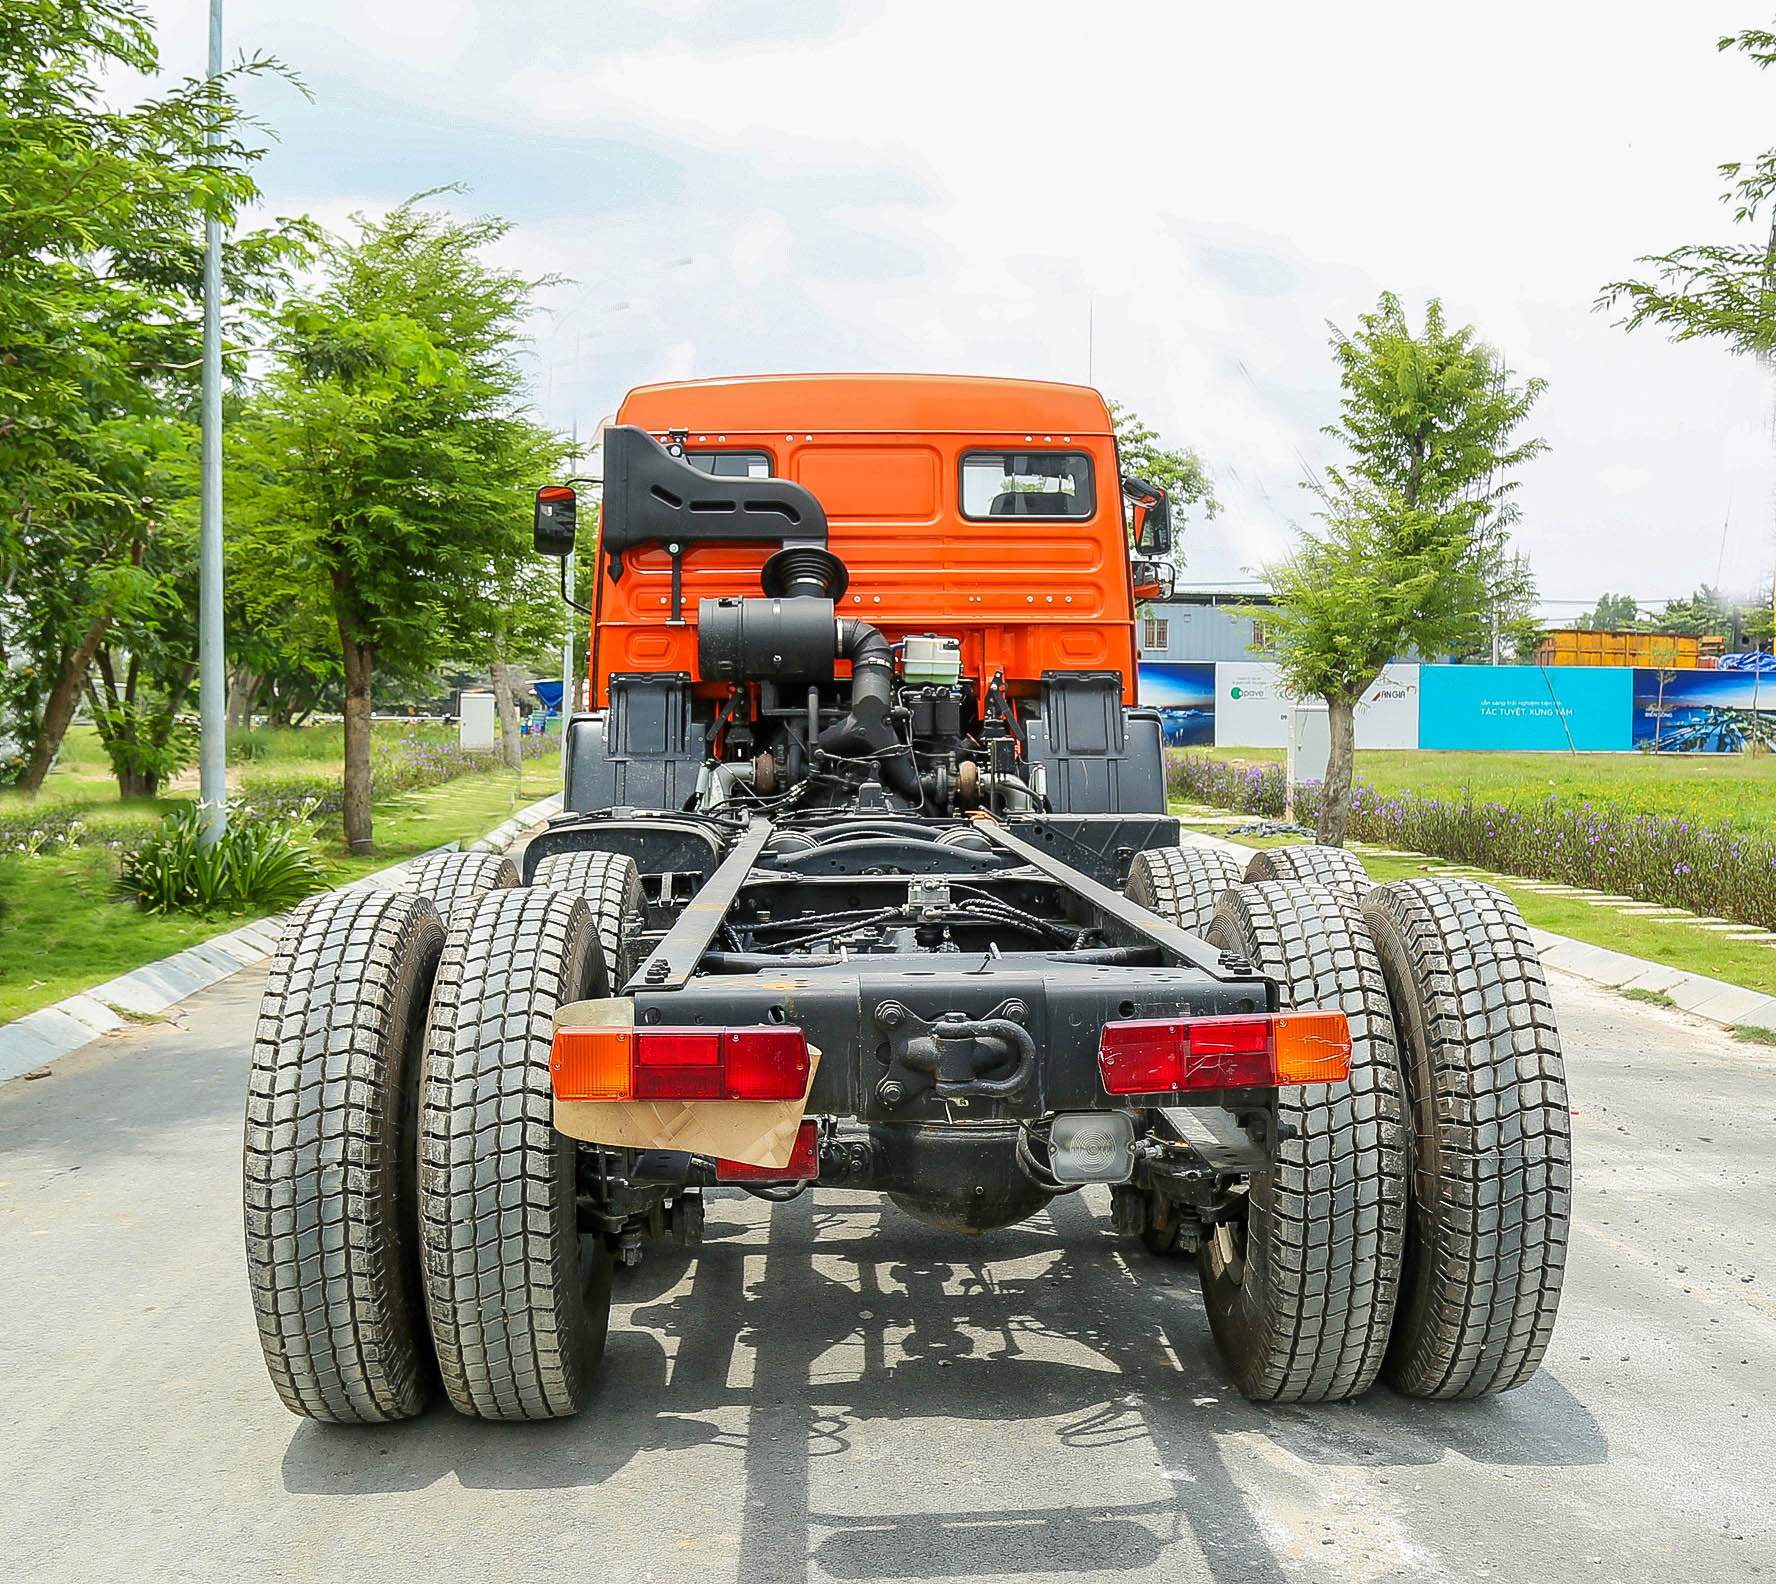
[{"x1": 819, "y1": 618, "x2": 923, "y2": 804}]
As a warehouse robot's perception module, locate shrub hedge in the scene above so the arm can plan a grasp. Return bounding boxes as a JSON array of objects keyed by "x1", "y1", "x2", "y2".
[{"x1": 1167, "y1": 750, "x2": 1776, "y2": 931}]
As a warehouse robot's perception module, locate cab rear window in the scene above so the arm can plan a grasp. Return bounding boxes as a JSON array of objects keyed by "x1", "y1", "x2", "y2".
[
  {"x1": 683, "y1": 449, "x2": 773, "y2": 478},
  {"x1": 959, "y1": 451, "x2": 1094, "y2": 519}
]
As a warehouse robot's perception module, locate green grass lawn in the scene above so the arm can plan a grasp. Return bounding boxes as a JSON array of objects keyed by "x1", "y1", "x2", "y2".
[
  {"x1": 1354, "y1": 851, "x2": 1776, "y2": 999},
  {"x1": 0, "y1": 730, "x2": 559, "y2": 1025},
  {"x1": 1191, "y1": 745, "x2": 1776, "y2": 832}
]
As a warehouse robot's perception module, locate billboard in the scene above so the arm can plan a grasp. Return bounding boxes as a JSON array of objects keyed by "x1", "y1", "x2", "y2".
[
  {"x1": 1632, "y1": 665, "x2": 1776, "y2": 752},
  {"x1": 1419, "y1": 665, "x2": 1632, "y2": 752},
  {"x1": 1137, "y1": 662, "x2": 1215, "y2": 746},
  {"x1": 1212, "y1": 662, "x2": 1420, "y2": 750}
]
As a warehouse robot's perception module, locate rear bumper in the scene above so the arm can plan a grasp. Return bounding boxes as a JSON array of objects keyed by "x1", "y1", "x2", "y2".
[{"x1": 632, "y1": 949, "x2": 1277, "y2": 1124}]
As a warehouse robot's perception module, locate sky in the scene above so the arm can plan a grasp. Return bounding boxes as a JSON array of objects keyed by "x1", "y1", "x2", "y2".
[{"x1": 143, "y1": 0, "x2": 1776, "y2": 617}]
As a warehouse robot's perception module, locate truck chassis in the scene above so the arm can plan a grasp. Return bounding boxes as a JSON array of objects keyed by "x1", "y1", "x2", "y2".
[{"x1": 242, "y1": 379, "x2": 1571, "y2": 1425}]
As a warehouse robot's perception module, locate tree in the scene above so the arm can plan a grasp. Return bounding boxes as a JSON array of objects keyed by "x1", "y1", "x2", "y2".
[
  {"x1": 253, "y1": 201, "x2": 565, "y2": 850},
  {"x1": 1573, "y1": 592, "x2": 1640, "y2": 630},
  {"x1": 1650, "y1": 584, "x2": 1736, "y2": 637},
  {"x1": 0, "y1": 1, "x2": 307, "y2": 788},
  {"x1": 1110, "y1": 402, "x2": 1218, "y2": 565},
  {"x1": 1598, "y1": 26, "x2": 1776, "y2": 364},
  {"x1": 1266, "y1": 293, "x2": 1545, "y2": 844}
]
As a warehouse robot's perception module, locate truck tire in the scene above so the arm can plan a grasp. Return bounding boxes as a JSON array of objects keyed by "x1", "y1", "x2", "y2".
[
  {"x1": 401, "y1": 848, "x2": 518, "y2": 923},
  {"x1": 1361, "y1": 879, "x2": 1571, "y2": 1399},
  {"x1": 1199, "y1": 880, "x2": 1409, "y2": 1402},
  {"x1": 243, "y1": 889, "x2": 444, "y2": 1422},
  {"x1": 529, "y1": 850, "x2": 644, "y2": 993},
  {"x1": 418, "y1": 887, "x2": 614, "y2": 1420},
  {"x1": 1124, "y1": 845, "x2": 1246, "y2": 936},
  {"x1": 1243, "y1": 843, "x2": 1373, "y2": 898}
]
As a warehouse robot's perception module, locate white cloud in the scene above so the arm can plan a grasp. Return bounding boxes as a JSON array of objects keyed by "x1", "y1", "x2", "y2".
[{"x1": 136, "y1": 0, "x2": 1776, "y2": 605}]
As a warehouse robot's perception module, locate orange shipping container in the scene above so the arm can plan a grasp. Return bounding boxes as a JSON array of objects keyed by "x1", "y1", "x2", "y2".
[{"x1": 1536, "y1": 630, "x2": 1720, "y2": 669}]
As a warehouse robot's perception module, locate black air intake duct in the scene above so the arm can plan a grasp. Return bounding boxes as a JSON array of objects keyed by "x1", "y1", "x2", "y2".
[{"x1": 818, "y1": 619, "x2": 921, "y2": 804}]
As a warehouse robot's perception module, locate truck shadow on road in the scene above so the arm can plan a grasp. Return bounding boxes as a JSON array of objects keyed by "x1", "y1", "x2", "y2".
[{"x1": 281, "y1": 1189, "x2": 1606, "y2": 1582}]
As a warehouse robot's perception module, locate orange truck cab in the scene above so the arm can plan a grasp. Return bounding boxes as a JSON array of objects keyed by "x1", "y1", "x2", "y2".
[{"x1": 536, "y1": 373, "x2": 1177, "y2": 821}]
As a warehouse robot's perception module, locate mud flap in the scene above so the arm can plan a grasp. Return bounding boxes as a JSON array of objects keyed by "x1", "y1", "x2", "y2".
[{"x1": 550, "y1": 997, "x2": 820, "y2": 1169}]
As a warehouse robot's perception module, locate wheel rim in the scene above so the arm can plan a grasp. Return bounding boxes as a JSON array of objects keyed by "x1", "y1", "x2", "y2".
[{"x1": 1208, "y1": 1219, "x2": 1248, "y2": 1287}]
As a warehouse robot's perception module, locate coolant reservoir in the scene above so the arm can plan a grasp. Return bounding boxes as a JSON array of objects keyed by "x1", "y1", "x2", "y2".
[{"x1": 901, "y1": 634, "x2": 962, "y2": 686}]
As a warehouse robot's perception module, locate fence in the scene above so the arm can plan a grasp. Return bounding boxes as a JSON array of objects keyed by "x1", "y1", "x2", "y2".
[{"x1": 1138, "y1": 660, "x2": 1774, "y2": 754}]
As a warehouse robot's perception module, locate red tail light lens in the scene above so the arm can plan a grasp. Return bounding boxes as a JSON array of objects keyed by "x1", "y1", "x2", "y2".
[
  {"x1": 716, "y1": 1119, "x2": 820, "y2": 1182},
  {"x1": 1185, "y1": 1017, "x2": 1273, "y2": 1088},
  {"x1": 723, "y1": 1028, "x2": 813, "y2": 1100},
  {"x1": 552, "y1": 1024, "x2": 811, "y2": 1103},
  {"x1": 1098, "y1": 1011, "x2": 1350, "y2": 1095},
  {"x1": 634, "y1": 1029, "x2": 723, "y2": 1099}
]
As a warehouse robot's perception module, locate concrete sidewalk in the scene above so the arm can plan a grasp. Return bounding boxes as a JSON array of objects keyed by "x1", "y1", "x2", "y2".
[
  {"x1": 0, "y1": 794, "x2": 562, "y2": 1083},
  {"x1": 1178, "y1": 829, "x2": 1776, "y2": 1036}
]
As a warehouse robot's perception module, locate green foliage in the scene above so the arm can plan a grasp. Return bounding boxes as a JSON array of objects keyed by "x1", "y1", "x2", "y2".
[
  {"x1": 248, "y1": 200, "x2": 565, "y2": 671},
  {"x1": 1169, "y1": 750, "x2": 1776, "y2": 931},
  {"x1": 88, "y1": 699, "x2": 197, "y2": 792},
  {"x1": 1265, "y1": 293, "x2": 1543, "y2": 838},
  {"x1": 1597, "y1": 26, "x2": 1776, "y2": 359},
  {"x1": 0, "y1": 1, "x2": 313, "y2": 785},
  {"x1": 237, "y1": 198, "x2": 569, "y2": 847},
  {"x1": 1573, "y1": 592, "x2": 1641, "y2": 630},
  {"x1": 118, "y1": 799, "x2": 325, "y2": 914},
  {"x1": 1654, "y1": 585, "x2": 1735, "y2": 636},
  {"x1": 1268, "y1": 296, "x2": 1544, "y2": 699},
  {"x1": 1110, "y1": 402, "x2": 1219, "y2": 528}
]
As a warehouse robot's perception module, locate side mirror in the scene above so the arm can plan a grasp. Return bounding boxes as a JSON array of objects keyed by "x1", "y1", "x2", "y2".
[
  {"x1": 1133, "y1": 560, "x2": 1176, "y2": 602},
  {"x1": 1121, "y1": 475, "x2": 1172, "y2": 557},
  {"x1": 534, "y1": 484, "x2": 577, "y2": 556}
]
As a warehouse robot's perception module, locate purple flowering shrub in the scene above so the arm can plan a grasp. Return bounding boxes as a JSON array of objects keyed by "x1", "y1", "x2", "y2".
[{"x1": 1167, "y1": 750, "x2": 1776, "y2": 930}]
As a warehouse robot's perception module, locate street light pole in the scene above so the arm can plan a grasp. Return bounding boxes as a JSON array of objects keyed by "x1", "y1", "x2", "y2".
[
  {"x1": 198, "y1": 0, "x2": 227, "y2": 844},
  {"x1": 562, "y1": 423, "x2": 579, "y2": 714}
]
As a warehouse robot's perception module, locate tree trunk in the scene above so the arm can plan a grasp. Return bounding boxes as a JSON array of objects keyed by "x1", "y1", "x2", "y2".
[
  {"x1": 1316, "y1": 693, "x2": 1359, "y2": 847},
  {"x1": 490, "y1": 618, "x2": 521, "y2": 771},
  {"x1": 335, "y1": 577, "x2": 377, "y2": 853},
  {"x1": 20, "y1": 613, "x2": 109, "y2": 793},
  {"x1": 226, "y1": 666, "x2": 260, "y2": 730}
]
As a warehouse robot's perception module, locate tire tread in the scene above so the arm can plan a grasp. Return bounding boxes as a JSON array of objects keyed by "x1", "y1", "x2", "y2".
[
  {"x1": 1201, "y1": 880, "x2": 1409, "y2": 1402},
  {"x1": 242, "y1": 888, "x2": 443, "y2": 1422},
  {"x1": 1362, "y1": 878, "x2": 1571, "y2": 1399}
]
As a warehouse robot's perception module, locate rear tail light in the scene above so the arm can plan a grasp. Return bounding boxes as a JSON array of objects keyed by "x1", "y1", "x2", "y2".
[
  {"x1": 552, "y1": 1025, "x2": 810, "y2": 1103},
  {"x1": 715, "y1": 1120, "x2": 820, "y2": 1183},
  {"x1": 1098, "y1": 1011, "x2": 1350, "y2": 1095}
]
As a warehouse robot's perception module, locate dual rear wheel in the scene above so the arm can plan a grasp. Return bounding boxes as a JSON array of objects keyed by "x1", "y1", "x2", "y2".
[
  {"x1": 244, "y1": 849, "x2": 642, "y2": 1423},
  {"x1": 1127, "y1": 844, "x2": 1571, "y2": 1403}
]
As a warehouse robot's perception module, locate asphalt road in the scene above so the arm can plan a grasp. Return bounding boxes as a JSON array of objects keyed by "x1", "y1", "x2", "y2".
[{"x1": 2, "y1": 965, "x2": 1773, "y2": 1584}]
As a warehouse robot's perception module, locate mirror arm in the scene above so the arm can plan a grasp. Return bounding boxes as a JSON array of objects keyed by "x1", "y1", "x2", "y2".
[{"x1": 560, "y1": 556, "x2": 591, "y2": 617}]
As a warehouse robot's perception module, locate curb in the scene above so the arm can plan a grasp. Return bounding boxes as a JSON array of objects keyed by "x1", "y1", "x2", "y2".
[
  {"x1": 0, "y1": 793, "x2": 563, "y2": 1085},
  {"x1": 1176, "y1": 829, "x2": 1776, "y2": 1036}
]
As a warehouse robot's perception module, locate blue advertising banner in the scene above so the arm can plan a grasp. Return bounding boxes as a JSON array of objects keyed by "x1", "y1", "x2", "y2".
[
  {"x1": 1138, "y1": 662, "x2": 1216, "y2": 746},
  {"x1": 1419, "y1": 665, "x2": 1632, "y2": 752},
  {"x1": 1632, "y1": 665, "x2": 1776, "y2": 752}
]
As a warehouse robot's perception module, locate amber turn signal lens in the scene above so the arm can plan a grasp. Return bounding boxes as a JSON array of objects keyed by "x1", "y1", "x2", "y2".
[
  {"x1": 1271, "y1": 1010, "x2": 1351, "y2": 1084},
  {"x1": 551, "y1": 1026, "x2": 633, "y2": 1100}
]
